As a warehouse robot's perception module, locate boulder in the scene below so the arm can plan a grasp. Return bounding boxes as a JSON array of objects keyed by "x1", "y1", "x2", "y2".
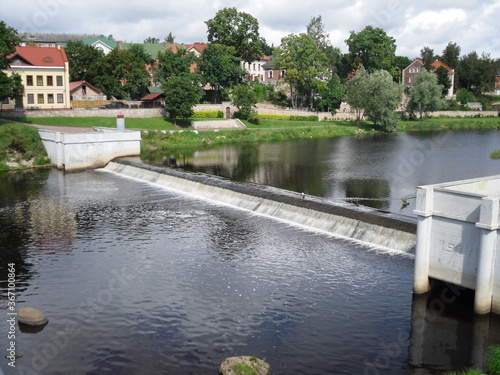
[
  {"x1": 18, "y1": 307, "x2": 48, "y2": 326},
  {"x1": 219, "y1": 356, "x2": 270, "y2": 375}
]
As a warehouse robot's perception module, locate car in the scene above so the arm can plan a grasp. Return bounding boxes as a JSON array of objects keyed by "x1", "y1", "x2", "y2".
[{"x1": 99, "y1": 101, "x2": 129, "y2": 109}]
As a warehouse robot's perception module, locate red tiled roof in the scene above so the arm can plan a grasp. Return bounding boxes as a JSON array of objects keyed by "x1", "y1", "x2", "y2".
[
  {"x1": 8, "y1": 45, "x2": 68, "y2": 67},
  {"x1": 141, "y1": 92, "x2": 165, "y2": 101},
  {"x1": 431, "y1": 60, "x2": 453, "y2": 72},
  {"x1": 185, "y1": 43, "x2": 208, "y2": 53}
]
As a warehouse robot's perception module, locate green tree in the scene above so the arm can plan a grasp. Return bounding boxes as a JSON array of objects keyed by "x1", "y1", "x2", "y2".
[
  {"x1": 456, "y1": 88, "x2": 476, "y2": 104},
  {"x1": 345, "y1": 68, "x2": 403, "y2": 131},
  {"x1": 273, "y1": 33, "x2": 329, "y2": 110},
  {"x1": 316, "y1": 75, "x2": 344, "y2": 113},
  {"x1": 306, "y1": 15, "x2": 342, "y2": 76},
  {"x1": 0, "y1": 21, "x2": 23, "y2": 102},
  {"x1": 231, "y1": 83, "x2": 259, "y2": 120},
  {"x1": 165, "y1": 32, "x2": 175, "y2": 44},
  {"x1": 407, "y1": 69, "x2": 444, "y2": 118},
  {"x1": 393, "y1": 56, "x2": 412, "y2": 82},
  {"x1": 205, "y1": 7, "x2": 264, "y2": 62},
  {"x1": 65, "y1": 41, "x2": 104, "y2": 83},
  {"x1": 458, "y1": 51, "x2": 496, "y2": 95},
  {"x1": 420, "y1": 46, "x2": 435, "y2": 70},
  {"x1": 127, "y1": 44, "x2": 152, "y2": 65},
  {"x1": 156, "y1": 47, "x2": 197, "y2": 83},
  {"x1": 197, "y1": 43, "x2": 245, "y2": 103},
  {"x1": 94, "y1": 49, "x2": 150, "y2": 100},
  {"x1": 435, "y1": 66, "x2": 451, "y2": 96},
  {"x1": 144, "y1": 37, "x2": 160, "y2": 44},
  {"x1": 442, "y1": 42, "x2": 461, "y2": 69},
  {"x1": 345, "y1": 26, "x2": 396, "y2": 73},
  {"x1": 163, "y1": 75, "x2": 204, "y2": 125}
]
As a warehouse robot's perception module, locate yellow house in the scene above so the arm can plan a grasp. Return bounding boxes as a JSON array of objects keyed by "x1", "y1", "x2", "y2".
[{"x1": 1, "y1": 45, "x2": 71, "y2": 111}]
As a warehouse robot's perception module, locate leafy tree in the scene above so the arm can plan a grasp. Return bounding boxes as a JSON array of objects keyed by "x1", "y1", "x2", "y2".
[
  {"x1": 316, "y1": 75, "x2": 344, "y2": 114},
  {"x1": 127, "y1": 44, "x2": 152, "y2": 65},
  {"x1": 163, "y1": 75, "x2": 204, "y2": 125},
  {"x1": 0, "y1": 21, "x2": 23, "y2": 102},
  {"x1": 435, "y1": 66, "x2": 451, "y2": 96},
  {"x1": 345, "y1": 68, "x2": 403, "y2": 131},
  {"x1": 273, "y1": 33, "x2": 329, "y2": 110},
  {"x1": 197, "y1": 43, "x2": 245, "y2": 103},
  {"x1": 407, "y1": 69, "x2": 444, "y2": 118},
  {"x1": 231, "y1": 83, "x2": 259, "y2": 120},
  {"x1": 442, "y1": 42, "x2": 461, "y2": 69},
  {"x1": 458, "y1": 51, "x2": 496, "y2": 95},
  {"x1": 205, "y1": 7, "x2": 264, "y2": 62},
  {"x1": 144, "y1": 37, "x2": 160, "y2": 44},
  {"x1": 393, "y1": 55, "x2": 412, "y2": 82},
  {"x1": 456, "y1": 88, "x2": 476, "y2": 104},
  {"x1": 420, "y1": 46, "x2": 434, "y2": 70},
  {"x1": 156, "y1": 47, "x2": 197, "y2": 84},
  {"x1": 94, "y1": 49, "x2": 150, "y2": 100},
  {"x1": 65, "y1": 41, "x2": 104, "y2": 83},
  {"x1": 306, "y1": 15, "x2": 342, "y2": 76},
  {"x1": 165, "y1": 32, "x2": 175, "y2": 44},
  {"x1": 345, "y1": 26, "x2": 396, "y2": 73}
]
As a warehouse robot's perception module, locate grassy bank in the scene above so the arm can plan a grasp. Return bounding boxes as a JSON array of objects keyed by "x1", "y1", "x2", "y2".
[
  {"x1": 0, "y1": 122, "x2": 50, "y2": 170},
  {"x1": 491, "y1": 150, "x2": 500, "y2": 159},
  {"x1": 446, "y1": 345, "x2": 500, "y2": 375}
]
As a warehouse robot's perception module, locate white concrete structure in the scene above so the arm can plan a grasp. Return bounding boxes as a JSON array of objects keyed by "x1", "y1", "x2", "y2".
[
  {"x1": 39, "y1": 128, "x2": 141, "y2": 172},
  {"x1": 414, "y1": 175, "x2": 500, "y2": 314}
]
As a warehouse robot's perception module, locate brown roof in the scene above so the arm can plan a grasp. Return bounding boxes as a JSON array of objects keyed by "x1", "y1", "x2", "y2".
[
  {"x1": 141, "y1": 92, "x2": 165, "y2": 101},
  {"x1": 8, "y1": 45, "x2": 68, "y2": 67},
  {"x1": 69, "y1": 80, "x2": 104, "y2": 94}
]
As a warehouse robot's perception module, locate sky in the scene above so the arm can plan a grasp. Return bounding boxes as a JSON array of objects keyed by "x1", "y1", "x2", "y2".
[{"x1": 1, "y1": 0, "x2": 500, "y2": 59}]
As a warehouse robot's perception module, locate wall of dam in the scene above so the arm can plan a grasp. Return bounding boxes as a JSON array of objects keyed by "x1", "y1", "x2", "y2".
[{"x1": 104, "y1": 158, "x2": 417, "y2": 254}]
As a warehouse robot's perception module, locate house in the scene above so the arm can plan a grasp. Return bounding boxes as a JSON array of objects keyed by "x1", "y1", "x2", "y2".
[
  {"x1": 18, "y1": 32, "x2": 98, "y2": 48},
  {"x1": 261, "y1": 55, "x2": 286, "y2": 84},
  {"x1": 241, "y1": 56, "x2": 270, "y2": 82},
  {"x1": 402, "y1": 58, "x2": 455, "y2": 97},
  {"x1": 70, "y1": 81, "x2": 106, "y2": 100},
  {"x1": 141, "y1": 92, "x2": 165, "y2": 108},
  {"x1": 2, "y1": 45, "x2": 70, "y2": 110},
  {"x1": 81, "y1": 35, "x2": 117, "y2": 55}
]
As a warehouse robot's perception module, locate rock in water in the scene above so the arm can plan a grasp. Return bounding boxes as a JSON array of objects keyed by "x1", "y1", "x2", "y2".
[
  {"x1": 219, "y1": 356, "x2": 270, "y2": 375},
  {"x1": 18, "y1": 307, "x2": 48, "y2": 326}
]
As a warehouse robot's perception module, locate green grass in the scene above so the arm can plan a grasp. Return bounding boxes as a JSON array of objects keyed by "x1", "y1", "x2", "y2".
[
  {"x1": 0, "y1": 122, "x2": 50, "y2": 170},
  {"x1": 487, "y1": 345, "x2": 500, "y2": 374},
  {"x1": 232, "y1": 363, "x2": 257, "y2": 375},
  {"x1": 397, "y1": 116, "x2": 500, "y2": 132},
  {"x1": 491, "y1": 150, "x2": 500, "y2": 159},
  {"x1": 445, "y1": 370, "x2": 483, "y2": 375}
]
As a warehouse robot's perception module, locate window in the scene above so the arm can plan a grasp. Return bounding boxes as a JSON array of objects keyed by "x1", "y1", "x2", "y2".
[
  {"x1": 57, "y1": 94, "x2": 64, "y2": 103},
  {"x1": 409, "y1": 77, "x2": 412, "y2": 84},
  {"x1": 37, "y1": 94, "x2": 44, "y2": 104},
  {"x1": 268, "y1": 70, "x2": 273, "y2": 79},
  {"x1": 27, "y1": 75, "x2": 33, "y2": 86},
  {"x1": 27, "y1": 94, "x2": 34, "y2": 104},
  {"x1": 56, "y1": 76, "x2": 63, "y2": 86},
  {"x1": 47, "y1": 76, "x2": 53, "y2": 86},
  {"x1": 48, "y1": 94, "x2": 54, "y2": 103},
  {"x1": 37, "y1": 76, "x2": 43, "y2": 86},
  {"x1": 2, "y1": 98, "x2": 9, "y2": 104}
]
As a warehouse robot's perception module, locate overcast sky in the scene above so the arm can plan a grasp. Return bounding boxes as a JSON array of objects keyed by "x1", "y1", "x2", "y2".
[{"x1": 1, "y1": 0, "x2": 499, "y2": 59}]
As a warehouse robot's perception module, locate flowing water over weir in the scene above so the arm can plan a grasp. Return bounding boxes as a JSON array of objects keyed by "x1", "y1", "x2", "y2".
[{"x1": 105, "y1": 158, "x2": 417, "y2": 254}]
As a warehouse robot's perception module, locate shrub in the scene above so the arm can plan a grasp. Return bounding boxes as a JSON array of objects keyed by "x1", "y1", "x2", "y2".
[
  {"x1": 247, "y1": 112, "x2": 261, "y2": 125},
  {"x1": 191, "y1": 110, "x2": 222, "y2": 118},
  {"x1": 259, "y1": 114, "x2": 319, "y2": 121}
]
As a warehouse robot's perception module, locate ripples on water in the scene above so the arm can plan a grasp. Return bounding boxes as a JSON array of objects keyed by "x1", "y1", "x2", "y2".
[{"x1": 0, "y1": 168, "x2": 490, "y2": 374}]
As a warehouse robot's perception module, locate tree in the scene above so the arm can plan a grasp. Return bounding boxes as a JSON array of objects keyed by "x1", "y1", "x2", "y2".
[
  {"x1": 231, "y1": 83, "x2": 259, "y2": 120},
  {"x1": 306, "y1": 15, "x2": 342, "y2": 76},
  {"x1": 94, "y1": 49, "x2": 150, "y2": 100},
  {"x1": 163, "y1": 75, "x2": 204, "y2": 125},
  {"x1": 345, "y1": 68, "x2": 403, "y2": 131},
  {"x1": 442, "y1": 42, "x2": 461, "y2": 69},
  {"x1": 316, "y1": 75, "x2": 344, "y2": 113},
  {"x1": 407, "y1": 69, "x2": 444, "y2": 118},
  {"x1": 273, "y1": 33, "x2": 329, "y2": 110},
  {"x1": 197, "y1": 43, "x2": 245, "y2": 103},
  {"x1": 156, "y1": 47, "x2": 197, "y2": 84},
  {"x1": 420, "y1": 46, "x2": 435, "y2": 70},
  {"x1": 0, "y1": 21, "x2": 23, "y2": 102},
  {"x1": 435, "y1": 66, "x2": 451, "y2": 96},
  {"x1": 205, "y1": 7, "x2": 264, "y2": 62},
  {"x1": 165, "y1": 32, "x2": 175, "y2": 44},
  {"x1": 144, "y1": 37, "x2": 160, "y2": 44},
  {"x1": 345, "y1": 26, "x2": 396, "y2": 73},
  {"x1": 393, "y1": 56, "x2": 412, "y2": 82},
  {"x1": 65, "y1": 41, "x2": 104, "y2": 83},
  {"x1": 127, "y1": 44, "x2": 152, "y2": 65},
  {"x1": 458, "y1": 51, "x2": 496, "y2": 95}
]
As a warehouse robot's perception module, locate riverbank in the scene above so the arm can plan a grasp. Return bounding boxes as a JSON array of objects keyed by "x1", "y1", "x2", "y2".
[{"x1": 0, "y1": 121, "x2": 50, "y2": 170}]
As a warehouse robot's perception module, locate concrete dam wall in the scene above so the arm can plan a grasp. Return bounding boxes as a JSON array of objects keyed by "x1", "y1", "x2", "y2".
[{"x1": 104, "y1": 158, "x2": 417, "y2": 254}]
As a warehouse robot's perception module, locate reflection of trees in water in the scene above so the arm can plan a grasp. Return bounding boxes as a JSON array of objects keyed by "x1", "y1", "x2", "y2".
[
  {"x1": 0, "y1": 170, "x2": 50, "y2": 297},
  {"x1": 342, "y1": 178, "x2": 390, "y2": 210}
]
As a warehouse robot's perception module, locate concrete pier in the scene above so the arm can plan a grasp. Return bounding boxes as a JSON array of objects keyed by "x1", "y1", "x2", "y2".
[
  {"x1": 38, "y1": 127, "x2": 141, "y2": 172},
  {"x1": 413, "y1": 176, "x2": 500, "y2": 314}
]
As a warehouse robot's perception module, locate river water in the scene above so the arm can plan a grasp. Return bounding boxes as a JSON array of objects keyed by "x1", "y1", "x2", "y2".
[
  {"x1": 144, "y1": 130, "x2": 500, "y2": 215},
  {"x1": 1, "y1": 130, "x2": 500, "y2": 374}
]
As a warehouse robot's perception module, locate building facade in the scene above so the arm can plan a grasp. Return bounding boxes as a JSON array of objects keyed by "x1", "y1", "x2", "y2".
[
  {"x1": 402, "y1": 58, "x2": 455, "y2": 97},
  {"x1": 2, "y1": 45, "x2": 71, "y2": 111}
]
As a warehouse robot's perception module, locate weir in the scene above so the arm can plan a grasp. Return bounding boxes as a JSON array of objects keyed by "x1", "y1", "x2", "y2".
[{"x1": 104, "y1": 158, "x2": 417, "y2": 254}]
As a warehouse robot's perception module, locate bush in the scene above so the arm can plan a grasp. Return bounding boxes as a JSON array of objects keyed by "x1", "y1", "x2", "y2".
[
  {"x1": 247, "y1": 112, "x2": 261, "y2": 125},
  {"x1": 191, "y1": 110, "x2": 222, "y2": 118}
]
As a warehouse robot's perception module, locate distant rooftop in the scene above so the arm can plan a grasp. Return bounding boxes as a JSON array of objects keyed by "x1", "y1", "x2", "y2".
[{"x1": 18, "y1": 32, "x2": 102, "y2": 43}]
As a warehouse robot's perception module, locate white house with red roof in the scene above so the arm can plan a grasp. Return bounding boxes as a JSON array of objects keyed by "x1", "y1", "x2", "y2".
[
  {"x1": 2, "y1": 45, "x2": 70, "y2": 111},
  {"x1": 402, "y1": 58, "x2": 455, "y2": 97}
]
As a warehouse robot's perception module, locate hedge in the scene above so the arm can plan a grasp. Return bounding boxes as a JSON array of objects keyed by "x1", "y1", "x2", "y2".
[
  {"x1": 191, "y1": 110, "x2": 224, "y2": 118},
  {"x1": 259, "y1": 113, "x2": 319, "y2": 121}
]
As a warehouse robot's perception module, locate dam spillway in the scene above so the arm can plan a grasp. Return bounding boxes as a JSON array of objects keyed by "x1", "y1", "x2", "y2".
[{"x1": 104, "y1": 158, "x2": 417, "y2": 254}]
